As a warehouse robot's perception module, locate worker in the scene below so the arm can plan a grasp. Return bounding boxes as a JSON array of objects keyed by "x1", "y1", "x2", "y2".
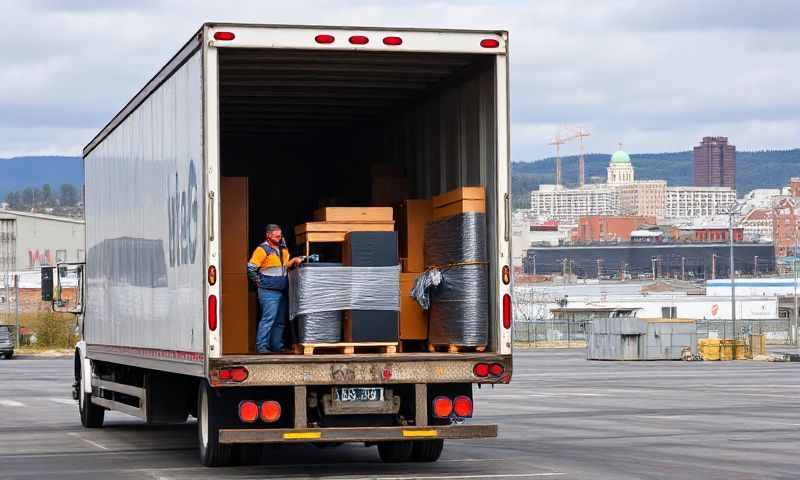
[{"x1": 247, "y1": 224, "x2": 303, "y2": 353}]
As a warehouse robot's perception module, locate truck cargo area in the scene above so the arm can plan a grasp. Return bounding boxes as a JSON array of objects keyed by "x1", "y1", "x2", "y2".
[{"x1": 217, "y1": 48, "x2": 500, "y2": 356}]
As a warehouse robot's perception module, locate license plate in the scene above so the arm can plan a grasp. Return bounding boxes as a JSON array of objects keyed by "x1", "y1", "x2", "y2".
[{"x1": 334, "y1": 387, "x2": 384, "y2": 402}]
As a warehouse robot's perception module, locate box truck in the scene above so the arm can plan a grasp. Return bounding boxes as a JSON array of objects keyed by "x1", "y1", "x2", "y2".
[{"x1": 55, "y1": 23, "x2": 513, "y2": 466}]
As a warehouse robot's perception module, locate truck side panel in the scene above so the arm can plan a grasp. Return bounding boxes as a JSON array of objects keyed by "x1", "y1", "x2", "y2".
[{"x1": 84, "y1": 51, "x2": 205, "y2": 355}]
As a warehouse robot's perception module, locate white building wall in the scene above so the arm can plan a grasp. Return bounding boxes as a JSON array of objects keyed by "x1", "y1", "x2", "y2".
[{"x1": 0, "y1": 211, "x2": 85, "y2": 270}]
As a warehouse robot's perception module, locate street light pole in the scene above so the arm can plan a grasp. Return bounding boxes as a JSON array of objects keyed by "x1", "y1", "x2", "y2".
[
  {"x1": 729, "y1": 209, "x2": 736, "y2": 341},
  {"x1": 794, "y1": 227, "x2": 798, "y2": 345}
]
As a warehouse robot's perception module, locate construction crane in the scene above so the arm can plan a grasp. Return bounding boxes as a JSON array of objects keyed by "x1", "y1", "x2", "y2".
[
  {"x1": 548, "y1": 134, "x2": 568, "y2": 186},
  {"x1": 548, "y1": 127, "x2": 591, "y2": 187}
]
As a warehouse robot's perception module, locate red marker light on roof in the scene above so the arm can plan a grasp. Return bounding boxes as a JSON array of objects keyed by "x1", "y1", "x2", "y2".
[
  {"x1": 214, "y1": 32, "x2": 235, "y2": 41},
  {"x1": 480, "y1": 38, "x2": 500, "y2": 48},
  {"x1": 349, "y1": 35, "x2": 369, "y2": 45},
  {"x1": 315, "y1": 34, "x2": 335, "y2": 44},
  {"x1": 383, "y1": 36, "x2": 402, "y2": 46}
]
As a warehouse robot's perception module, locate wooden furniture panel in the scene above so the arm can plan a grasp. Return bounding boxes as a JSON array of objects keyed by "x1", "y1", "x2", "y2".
[
  {"x1": 403, "y1": 199, "x2": 433, "y2": 272},
  {"x1": 400, "y1": 272, "x2": 427, "y2": 340},
  {"x1": 221, "y1": 177, "x2": 253, "y2": 354},
  {"x1": 314, "y1": 207, "x2": 394, "y2": 222}
]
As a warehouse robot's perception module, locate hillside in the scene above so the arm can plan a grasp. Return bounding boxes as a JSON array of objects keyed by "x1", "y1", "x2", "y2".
[
  {"x1": 512, "y1": 149, "x2": 800, "y2": 209},
  {"x1": 0, "y1": 156, "x2": 83, "y2": 198}
]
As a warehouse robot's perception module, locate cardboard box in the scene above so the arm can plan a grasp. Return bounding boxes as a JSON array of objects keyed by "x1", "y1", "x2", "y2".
[
  {"x1": 314, "y1": 207, "x2": 394, "y2": 223},
  {"x1": 402, "y1": 199, "x2": 433, "y2": 272},
  {"x1": 432, "y1": 186, "x2": 486, "y2": 220},
  {"x1": 432, "y1": 199, "x2": 486, "y2": 220},
  {"x1": 400, "y1": 272, "x2": 427, "y2": 340},
  {"x1": 432, "y1": 186, "x2": 486, "y2": 209}
]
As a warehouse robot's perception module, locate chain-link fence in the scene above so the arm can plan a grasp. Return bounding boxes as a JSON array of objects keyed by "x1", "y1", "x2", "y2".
[
  {"x1": 695, "y1": 318, "x2": 794, "y2": 345},
  {"x1": 513, "y1": 320, "x2": 588, "y2": 348},
  {"x1": 514, "y1": 317, "x2": 794, "y2": 348}
]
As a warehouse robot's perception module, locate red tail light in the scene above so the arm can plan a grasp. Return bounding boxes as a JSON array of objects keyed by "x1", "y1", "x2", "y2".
[
  {"x1": 489, "y1": 363, "x2": 504, "y2": 376},
  {"x1": 432, "y1": 396, "x2": 453, "y2": 418},
  {"x1": 238, "y1": 401, "x2": 258, "y2": 423},
  {"x1": 349, "y1": 35, "x2": 368, "y2": 45},
  {"x1": 480, "y1": 38, "x2": 500, "y2": 48},
  {"x1": 473, "y1": 363, "x2": 489, "y2": 377},
  {"x1": 453, "y1": 395, "x2": 473, "y2": 418},
  {"x1": 216, "y1": 366, "x2": 248, "y2": 383},
  {"x1": 502, "y1": 293, "x2": 511, "y2": 329},
  {"x1": 260, "y1": 400, "x2": 282, "y2": 423},
  {"x1": 383, "y1": 36, "x2": 402, "y2": 46},
  {"x1": 214, "y1": 32, "x2": 235, "y2": 41},
  {"x1": 208, "y1": 294, "x2": 217, "y2": 331},
  {"x1": 315, "y1": 34, "x2": 335, "y2": 44}
]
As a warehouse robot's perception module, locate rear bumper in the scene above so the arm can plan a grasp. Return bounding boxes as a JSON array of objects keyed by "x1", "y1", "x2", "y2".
[
  {"x1": 218, "y1": 424, "x2": 497, "y2": 444},
  {"x1": 210, "y1": 353, "x2": 512, "y2": 386}
]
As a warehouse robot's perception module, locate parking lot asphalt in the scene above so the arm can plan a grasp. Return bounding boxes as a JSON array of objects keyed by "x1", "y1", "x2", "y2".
[{"x1": 0, "y1": 349, "x2": 798, "y2": 479}]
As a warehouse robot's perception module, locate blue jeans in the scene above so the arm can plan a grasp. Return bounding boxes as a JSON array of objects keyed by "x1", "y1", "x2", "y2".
[{"x1": 256, "y1": 288, "x2": 287, "y2": 353}]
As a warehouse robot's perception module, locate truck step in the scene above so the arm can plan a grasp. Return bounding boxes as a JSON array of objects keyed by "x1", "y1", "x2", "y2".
[
  {"x1": 294, "y1": 342, "x2": 398, "y2": 356},
  {"x1": 427, "y1": 343, "x2": 487, "y2": 353}
]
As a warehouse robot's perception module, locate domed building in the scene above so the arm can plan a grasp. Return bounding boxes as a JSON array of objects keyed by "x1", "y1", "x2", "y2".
[{"x1": 607, "y1": 149, "x2": 634, "y2": 185}]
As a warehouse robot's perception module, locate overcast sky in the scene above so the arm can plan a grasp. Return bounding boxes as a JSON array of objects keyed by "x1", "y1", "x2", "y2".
[{"x1": 1, "y1": 0, "x2": 798, "y2": 161}]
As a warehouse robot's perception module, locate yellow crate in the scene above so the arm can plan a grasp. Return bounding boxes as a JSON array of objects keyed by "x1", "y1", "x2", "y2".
[
  {"x1": 734, "y1": 339, "x2": 751, "y2": 360},
  {"x1": 720, "y1": 339, "x2": 735, "y2": 361},
  {"x1": 699, "y1": 338, "x2": 721, "y2": 361}
]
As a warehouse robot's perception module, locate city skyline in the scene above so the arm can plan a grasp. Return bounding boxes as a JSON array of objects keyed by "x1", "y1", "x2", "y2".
[{"x1": 2, "y1": 1, "x2": 800, "y2": 160}]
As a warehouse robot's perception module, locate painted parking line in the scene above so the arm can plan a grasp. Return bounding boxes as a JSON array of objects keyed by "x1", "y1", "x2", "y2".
[
  {"x1": 49, "y1": 398, "x2": 76, "y2": 406},
  {"x1": 67, "y1": 432, "x2": 109, "y2": 451},
  {"x1": 0, "y1": 399, "x2": 25, "y2": 407}
]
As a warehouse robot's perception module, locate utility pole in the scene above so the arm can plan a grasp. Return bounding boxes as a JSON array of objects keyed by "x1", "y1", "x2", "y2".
[
  {"x1": 596, "y1": 258, "x2": 602, "y2": 279},
  {"x1": 754, "y1": 256, "x2": 758, "y2": 278},
  {"x1": 651, "y1": 257, "x2": 657, "y2": 280},
  {"x1": 14, "y1": 274, "x2": 20, "y2": 348},
  {"x1": 712, "y1": 254, "x2": 717, "y2": 280},
  {"x1": 730, "y1": 214, "x2": 736, "y2": 340},
  {"x1": 794, "y1": 224, "x2": 798, "y2": 345},
  {"x1": 681, "y1": 257, "x2": 686, "y2": 281},
  {"x1": 532, "y1": 254, "x2": 537, "y2": 276}
]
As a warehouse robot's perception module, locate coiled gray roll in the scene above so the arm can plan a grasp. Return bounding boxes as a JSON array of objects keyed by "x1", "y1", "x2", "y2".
[
  {"x1": 424, "y1": 212, "x2": 487, "y2": 266},
  {"x1": 423, "y1": 212, "x2": 489, "y2": 346},
  {"x1": 429, "y1": 264, "x2": 489, "y2": 346},
  {"x1": 296, "y1": 311, "x2": 342, "y2": 343}
]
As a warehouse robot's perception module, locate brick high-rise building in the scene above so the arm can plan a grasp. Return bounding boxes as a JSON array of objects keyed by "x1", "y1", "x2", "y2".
[{"x1": 693, "y1": 136, "x2": 736, "y2": 189}]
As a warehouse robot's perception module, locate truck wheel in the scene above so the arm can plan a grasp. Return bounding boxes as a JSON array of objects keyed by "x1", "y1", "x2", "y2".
[
  {"x1": 197, "y1": 380, "x2": 232, "y2": 467},
  {"x1": 77, "y1": 359, "x2": 104, "y2": 428},
  {"x1": 411, "y1": 439, "x2": 444, "y2": 462},
  {"x1": 377, "y1": 441, "x2": 413, "y2": 463},
  {"x1": 3, "y1": 352, "x2": 12, "y2": 359}
]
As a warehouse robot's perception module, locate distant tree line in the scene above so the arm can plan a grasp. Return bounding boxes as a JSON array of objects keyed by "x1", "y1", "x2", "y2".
[{"x1": 4, "y1": 183, "x2": 82, "y2": 210}]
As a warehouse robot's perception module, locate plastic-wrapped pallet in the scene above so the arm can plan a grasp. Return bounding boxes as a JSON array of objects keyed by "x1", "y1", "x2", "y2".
[
  {"x1": 288, "y1": 262, "x2": 400, "y2": 344},
  {"x1": 422, "y1": 212, "x2": 489, "y2": 347}
]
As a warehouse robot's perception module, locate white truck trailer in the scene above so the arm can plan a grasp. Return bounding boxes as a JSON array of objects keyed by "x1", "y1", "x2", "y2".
[{"x1": 58, "y1": 23, "x2": 513, "y2": 467}]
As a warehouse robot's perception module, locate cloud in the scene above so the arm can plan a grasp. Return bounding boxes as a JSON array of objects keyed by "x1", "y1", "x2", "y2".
[{"x1": 0, "y1": 0, "x2": 798, "y2": 161}]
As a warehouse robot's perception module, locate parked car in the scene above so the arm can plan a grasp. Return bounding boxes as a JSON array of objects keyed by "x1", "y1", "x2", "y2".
[{"x1": 0, "y1": 325, "x2": 14, "y2": 359}]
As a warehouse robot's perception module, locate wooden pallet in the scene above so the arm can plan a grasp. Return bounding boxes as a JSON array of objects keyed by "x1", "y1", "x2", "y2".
[
  {"x1": 427, "y1": 343, "x2": 487, "y2": 353},
  {"x1": 294, "y1": 342, "x2": 398, "y2": 356}
]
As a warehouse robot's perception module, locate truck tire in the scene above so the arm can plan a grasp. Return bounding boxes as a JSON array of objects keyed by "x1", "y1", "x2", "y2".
[
  {"x1": 377, "y1": 441, "x2": 413, "y2": 463},
  {"x1": 77, "y1": 358, "x2": 104, "y2": 428},
  {"x1": 3, "y1": 352, "x2": 12, "y2": 359},
  {"x1": 411, "y1": 439, "x2": 444, "y2": 462},
  {"x1": 197, "y1": 380, "x2": 232, "y2": 467}
]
